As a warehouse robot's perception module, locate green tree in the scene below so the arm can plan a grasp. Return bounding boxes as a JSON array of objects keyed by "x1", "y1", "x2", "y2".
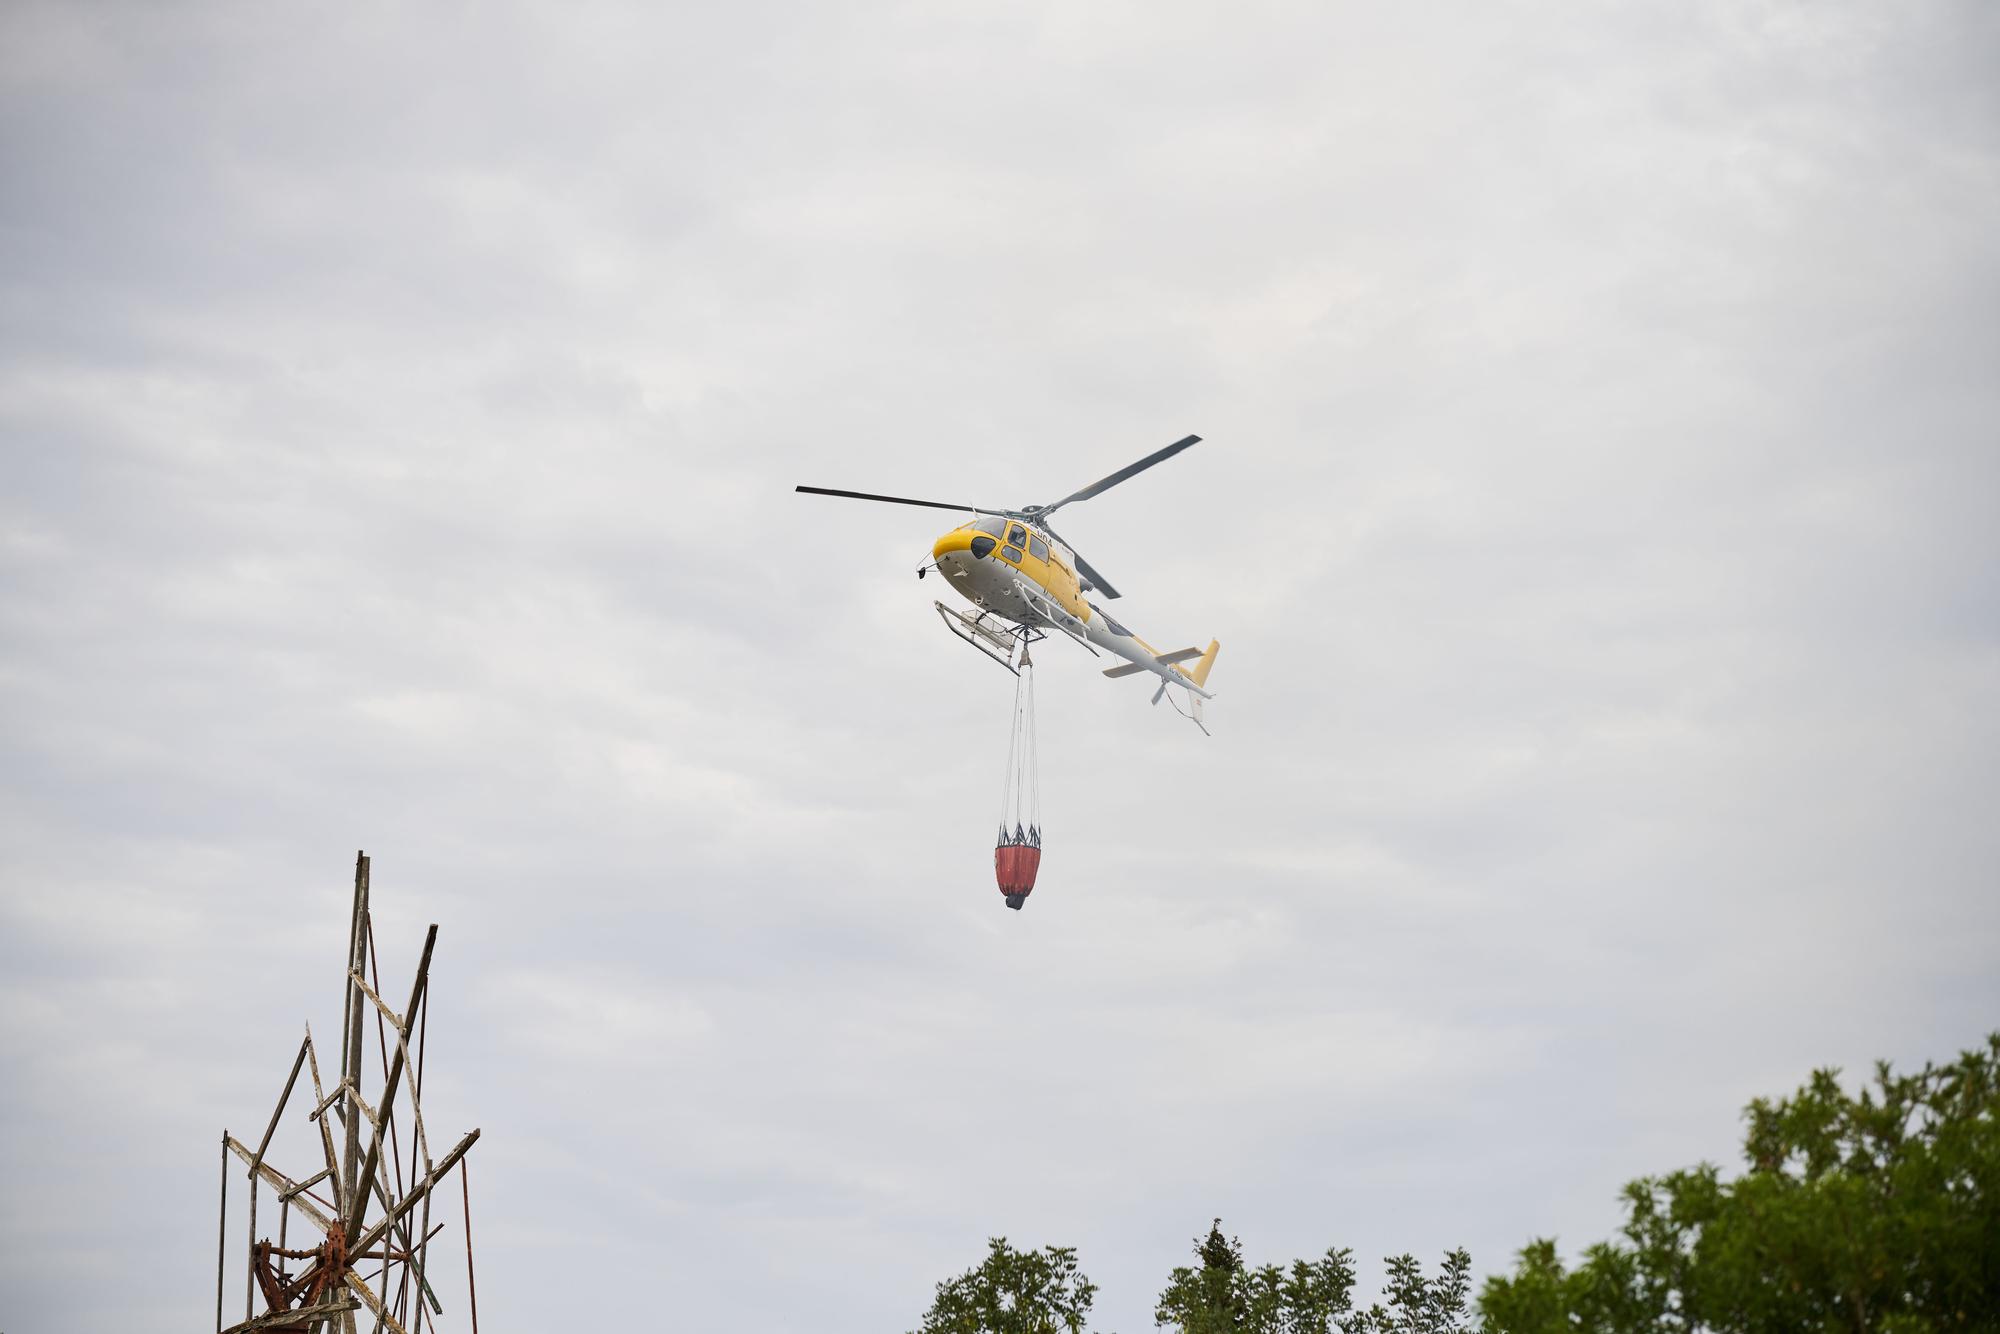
[
  {"x1": 1152, "y1": 1218, "x2": 1364, "y2": 1334},
  {"x1": 1481, "y1": 1034, "x2": 2000, "y2": 1334},
  {"x1": 1351, "y1": 1250, "x2": 1482, "y2": 1334},
  {"x1": 1155, "y1": 1219, "x2": 1252, "y2": 1333},
  {"x1": 1476, "y1": 1238, "x2": 1652, "y2": 1334},
  {"x1": 913, "y1": 1237, "x2": 1101, "y2": 1334}
]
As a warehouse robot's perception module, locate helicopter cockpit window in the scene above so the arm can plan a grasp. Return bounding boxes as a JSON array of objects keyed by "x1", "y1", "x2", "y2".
[
  {"x1": 1007, "y1": 524, "x2": 1028, "y2": 547},
  {"x1": 1028, "y1": 535, "x2": 1048, "y2": 563},
  {"x1": 974, "y1": 516, "x2": 1007, "y2": 538}
]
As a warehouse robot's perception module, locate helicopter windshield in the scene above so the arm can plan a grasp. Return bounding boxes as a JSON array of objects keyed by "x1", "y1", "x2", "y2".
[{"x1": 973, "y1": 516, "x2": 1007, "y2": 538}]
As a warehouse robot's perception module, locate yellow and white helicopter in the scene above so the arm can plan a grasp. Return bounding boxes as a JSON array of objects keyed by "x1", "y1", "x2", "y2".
[{"x1": 798, "y1": 434, "x2": 1221, "y2": 731}]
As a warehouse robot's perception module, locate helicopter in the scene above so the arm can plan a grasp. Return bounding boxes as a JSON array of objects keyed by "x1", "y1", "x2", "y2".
[{"x1": 797, "y1": 433, "x2": 1221, "y2": 731}]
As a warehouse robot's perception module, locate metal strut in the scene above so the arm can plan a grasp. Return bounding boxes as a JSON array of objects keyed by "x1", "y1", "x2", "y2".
[{"x1": 933, "y1": 602, "x2": 1045, "y2": 675}]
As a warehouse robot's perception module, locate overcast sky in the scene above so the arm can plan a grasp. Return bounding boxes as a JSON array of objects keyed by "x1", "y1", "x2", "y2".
[{"x1": 3, "y1": 1, "x2": 1997, "y2": 1330}]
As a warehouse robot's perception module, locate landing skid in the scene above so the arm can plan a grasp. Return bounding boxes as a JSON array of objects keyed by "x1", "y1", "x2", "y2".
[{"x1": 934, "y1": 602, "x2": 1045, "y2": 675}]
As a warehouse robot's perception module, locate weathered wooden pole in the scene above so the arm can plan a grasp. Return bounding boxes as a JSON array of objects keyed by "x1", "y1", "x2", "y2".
[
  {"x1": 245, "y1": 1172, "x2": 257, "y2": 1322},
  {"x1": 303, "y1": 1030, "x2": 341, "y2": 1204},
  {"x1": 410, "y1": 985, "x2": 434, "y2": 1330},
  {"x1": 461, "y1": 1157, "x2": 480, "y2": 1334},
  {"x1": 340, "y1": 852, "x2": 370, "y2": 1334},
  {"x1": 254, "y1": 1035, "x2": 310, "y2": 1170},
  {"x1": 340, "y1": 853, "x2": 369, "y2": 1217},
  {"x1": 246, "y1": 1033, "x2": 310, "y2": 1321},
  {"x1": 217, "y1": 1132, "x2": 230, "y2": 1334},
  {"x1": 351, "y1": 1127, "x2": 479, "y2": 1257},
  {"x1": 344, "y1": 924, "x2": 437, "y2": 1242}
]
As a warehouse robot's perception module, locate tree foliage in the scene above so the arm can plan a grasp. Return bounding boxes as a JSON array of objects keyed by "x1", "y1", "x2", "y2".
[
  {"x1": 913, "y1": 1038, "x2": 1996, "y2": 1334},
  {"x1": 912, "y1": 1237, "x2": 1101, "y2": 1334},
  {"x1": 1352, "y1": 1250, "x2": 1482, "y2": 1334},
  {"x1": 1481, "y1": 1034, "x2": 2000, "y2": 1334},
  {"x1": 1152, "y1": 1220, "x2": 1477, "y2": 1334},
  {"x1": 1154, "y1": 1219, "x2": 1361, "y2": 1334}
]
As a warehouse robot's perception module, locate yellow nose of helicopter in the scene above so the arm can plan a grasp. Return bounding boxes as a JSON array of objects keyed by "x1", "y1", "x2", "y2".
[{"x1": 931, "y1": 527, "x2": 986, "y2": 562}]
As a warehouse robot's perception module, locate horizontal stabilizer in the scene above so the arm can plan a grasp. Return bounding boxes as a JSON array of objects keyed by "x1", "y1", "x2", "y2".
[{"x1": 1102, "y1": 646, "x2": 1204, "y2": 679}]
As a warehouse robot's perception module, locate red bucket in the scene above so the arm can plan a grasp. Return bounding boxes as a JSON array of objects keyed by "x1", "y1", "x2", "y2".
[{"x1": 995, "y1": 841, "x2": 1041, "y2": 910}]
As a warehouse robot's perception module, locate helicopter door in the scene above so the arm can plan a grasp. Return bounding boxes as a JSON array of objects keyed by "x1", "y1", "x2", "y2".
[{"x1": 1001, "y1": 524, "x2": 1028, "y2": 564}]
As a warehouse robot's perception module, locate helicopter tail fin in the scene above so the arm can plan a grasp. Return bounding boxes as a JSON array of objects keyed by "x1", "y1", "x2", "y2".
[{"x1": 1185, "y1": 639, "x2": 1220, "y2": 688}]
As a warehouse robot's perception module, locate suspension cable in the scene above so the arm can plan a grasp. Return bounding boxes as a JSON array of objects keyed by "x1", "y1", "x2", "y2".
[{"x1": 995, "y1": 637, "x2": 1040, "y2": 843}]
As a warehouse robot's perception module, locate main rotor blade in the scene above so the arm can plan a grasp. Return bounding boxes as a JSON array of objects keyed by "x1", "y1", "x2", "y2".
[
  {"x1": 1040, "y1": 434, "x2": 1200, "y2": 519},
  {"x1": 1070, "y1": 550, "x2": 1122, "y2": 600},
  {"x1": 1044, "y1": 523, "x2": 1123, "y2": 600},
  {"x1": 795, "y1": 486, "x2": 1001, "y2": 515}
]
